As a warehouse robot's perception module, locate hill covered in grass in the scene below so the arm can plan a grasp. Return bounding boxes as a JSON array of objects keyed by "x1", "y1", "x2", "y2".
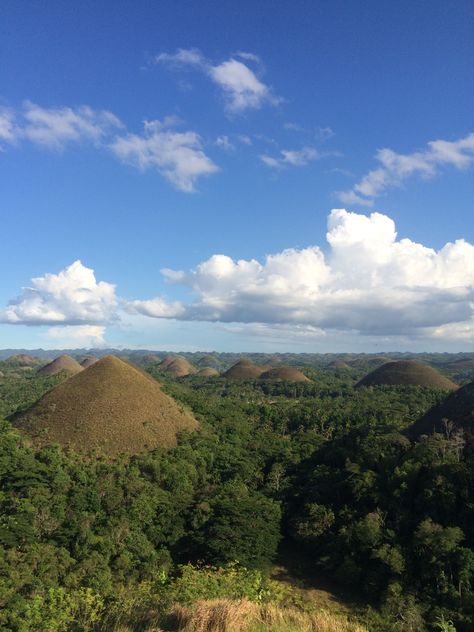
[
  {"x1": 14, "y1": 355, "x2": 198, "y2": 455},
  {"x1": 259, "y1": 366, "x2": 310, "y2": 383},
  {"x1": 356, "y1": 360, "x2": 458, "y2": 390},
  {"x1": 37, "y1": 354, "x2": 84, "y2": 377},
  {"x1": 223, "y1": 359, "x2": 267, "y2": 380}
]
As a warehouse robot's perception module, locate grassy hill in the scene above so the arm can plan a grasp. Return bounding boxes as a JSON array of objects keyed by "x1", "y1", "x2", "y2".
[
  {"x1": 13, "y1": 355, "x2": 198, "y2": 455},
  {"x1": 356, "y1": 360, "x2": 458, "y2": 390}
]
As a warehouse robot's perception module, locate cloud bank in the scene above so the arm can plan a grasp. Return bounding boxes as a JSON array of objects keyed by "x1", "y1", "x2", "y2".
[
  {"x1": 128, "y1": 209, "x2": 474, "y2": 341},
  {"x1": 338, "y1": 133, "x2": 474, "y2": 206},
  {"x1": 1, "y1": 210, "x2": 473, "y2": 344},
  {"x1": 156, "y1": 48, "x2": 280, "y2": 114}
]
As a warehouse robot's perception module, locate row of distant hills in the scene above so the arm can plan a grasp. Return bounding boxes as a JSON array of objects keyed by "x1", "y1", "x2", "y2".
[{"x1": 1, "y1": 350, "x2": 474, "y2": 459}]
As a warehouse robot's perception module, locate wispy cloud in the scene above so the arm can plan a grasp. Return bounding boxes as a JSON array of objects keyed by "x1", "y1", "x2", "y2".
[
  {"x1": 110, "y1": 118, "x2": 218, "y2": 192},
  {"x1": 338, "y1": 132, "x2": 474, "y2": 205},
  {"x1": 260, "y1": 146, "x2": 320, "y2": 169},
  {"x1": 0, "y1": 102, "x2": 219, "y2": 192},
  {"x1": 21, "y1": 102, "x2": 123, "y2": 149},
  {"x1": 156, "y1": 48, "x2": 281, "y2": 114},
  {"x1": 0, "y1": 108, "x2": 18, "y2": 146}
]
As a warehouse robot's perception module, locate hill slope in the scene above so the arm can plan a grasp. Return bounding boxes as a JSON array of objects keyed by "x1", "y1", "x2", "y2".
[
  {"x1": 407, "y1": 380, "x2": 474, "y2": 438},
  {"x1": 38, "y1": 355, "x2": 84, "y2": 376},
  {"x1": 259, "y1": 366, "x2": 310, "y2": 383},
  {"x1": 160, "y1": 356, "x2": 197, "y2": 377},
  {"x1": 356, "y1": 360, "x2": 458, "y2": 390},
  {"x1": 223, "y1": 359, "x2": 266, "y2": 380},
  {"x1": 14, "y1": 355, "x2": 198, "y2": 455}
]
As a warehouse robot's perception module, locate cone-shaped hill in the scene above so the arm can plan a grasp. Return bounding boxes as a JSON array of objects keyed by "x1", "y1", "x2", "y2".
[
  {"x1": 197, "y1": 367, "x2": 219, "y2": 377},
  {"x1": 80, "y1": 356, "x2": 99, "y2": 368},
  {"x1": 223, "y1": 359, "x2": 266, "y2": 380},
  {"x1": 5, "y1": 354, "x2": 38, "y2": 366},
  {"x1": 259, "y1": 366, "x2": 310, "y2": 383},
  {"x1": 14, "y1": 355, "x2": 198, "y2": 456},
  {"x1": 328, "y1": 360, "x2": 351, "y2": 369},
  {"x1": 38, "y1": 355, "x2": 84, "y2": 377},
  {"x1": 407, "y1": 380, "x2": 474, "y2": 439},
  {"x1": 159, "y1": 356, "x2": 197, "y2": 377},
  {"x1": 197, "y1": 354, "x2": 220, "y2": 368},
  {"x1": 356, "y1": 360, "x2": 458, "y2": 390}
]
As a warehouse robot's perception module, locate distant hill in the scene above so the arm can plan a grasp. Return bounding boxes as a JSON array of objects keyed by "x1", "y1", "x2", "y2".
[
  {"x1": 197, "y1": 367, "x2": 219, "y2": 377},
  {"x1": 356, "y1": 360, "x2": 458, "y2": 390},
  {"x1": 197, "y1": 354, "x2": 221, "y2": 368},
  {"x1": 14, "y1": 355, "x2": 198, "y2": 456},
  {"x1": 328, "y1": 360, "x2": 351, "y2": 369},
  {"x1": 159, "y1": 356, "x2": 197, "y2": 377},
  {"x1": 407, "y1": 380, "x2": 474, "y2": 439},
  {"x1": 259, "y1": 366, "x2": 310, "y2": 382},
  {"x1": 4, "y1": 354, "x2": 38, "y2": 366},
  {"x1": 223, "y1": 359, "x2": 266, "y2": 380},
  {"x1": 80, "y1": 356, "x2": 99, "y2": 368},
  {"x1": 37, "y1": 355, "x2": 84, "y2": 377}
]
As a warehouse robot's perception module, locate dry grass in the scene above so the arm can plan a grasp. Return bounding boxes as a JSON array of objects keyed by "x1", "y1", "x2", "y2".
[
  {"x1": 223, "y1": 360, "x2": 266, "y2": 380},
  {"x1": 356, "y1": 360, "x2": 458, "y2": 390},
  {"x1": 14, "y1": 355, "x2": 198, "y2": 456},
  {"x1": 160, "y1": 357, "x2": 197, "y2": 377},
  {"x1": 37, "y1": 354, "x2": 84, "y2": 376},
  {"x1": 169, "y1": 598, "x2": 367, "y2": 632}
]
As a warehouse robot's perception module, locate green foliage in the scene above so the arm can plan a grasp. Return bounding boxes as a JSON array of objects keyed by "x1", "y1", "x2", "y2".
[{"x1": 0, "y1": 362, "x2": 473, "y2": 629}]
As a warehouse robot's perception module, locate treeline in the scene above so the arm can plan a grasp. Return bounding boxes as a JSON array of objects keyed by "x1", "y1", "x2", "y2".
[{"x1": 0, "y1": 370, "x2": 472, "y2": 630}]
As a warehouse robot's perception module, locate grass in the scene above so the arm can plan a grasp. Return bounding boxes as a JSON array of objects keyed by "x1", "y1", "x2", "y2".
[{"x1": 169, "y1": 599, "x2": 368, "y2": 632}]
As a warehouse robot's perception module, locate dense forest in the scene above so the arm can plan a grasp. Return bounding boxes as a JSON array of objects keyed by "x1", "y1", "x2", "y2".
[{"x1": 0, "y1": 354, "x2": 473, "y2": 631}]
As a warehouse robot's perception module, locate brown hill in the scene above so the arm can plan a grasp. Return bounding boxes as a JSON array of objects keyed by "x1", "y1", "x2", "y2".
[
  {"x1": 160, "y1": 356, "x2": 197, "y2": 377},
  {"x1": 328, "y1": 360, "x2": 351, "y2": 369},
  {"x1": 80, "y1": 356, "x2": 99, "y2": 368},
  {"x1": 37, "y1": 355, "x2": 84, "y2": 377},
  {"x1": 407, "y1": 380, "x2": 474, "y2": 439},
  {"x1": 223, "y1": 359, "x2": 266, "y2": 380},
  {"x1": 4, "y1": 354, "x2": 37, "y2": 366},
  {"x1": 197, "y1": 367, "x2": 219, "y2": 377},
  {"x1": 14, "y1": 355, "x2": 198, "y2": 456},
  {"x1": 356, "y1": 360, "x2": 458, "y2": 390},
  {"x1": 259, "y1": 367, "x2": 310, "y2": 383},
  {"x1": 197, "y1": 354, "x2": 220, "y2": 368}
]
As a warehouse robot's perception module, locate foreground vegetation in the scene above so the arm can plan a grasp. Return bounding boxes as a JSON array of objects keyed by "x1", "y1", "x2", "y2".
[{"x1": 0, "y1": 359, "x2": 473, "y2": 630}]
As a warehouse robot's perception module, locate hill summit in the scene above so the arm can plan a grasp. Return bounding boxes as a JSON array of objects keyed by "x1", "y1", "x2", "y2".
[
  {"x1": 356, "y1": 360, "x2": 458, "y2": 390},
  {"x1": 37, "y1": 354, "x2": 84, "y2": 376},
  {"x1": 223, "y1": 359, "x2": 266, "y2": 380},
  {"x1": 259, "y1": 366, "x2": 310, "y2": 383},
  {"x1": 159, "y1": 356, "x2": 197, "y2": 377},
  {"x1": 14, "y1": 355, "x2": 198, "y2": 456}
]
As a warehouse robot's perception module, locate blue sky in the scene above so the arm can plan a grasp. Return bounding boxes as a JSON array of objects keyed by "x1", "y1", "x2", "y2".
[{"x1": 0, "y1": 0, "x2": 473, "y2": 351}]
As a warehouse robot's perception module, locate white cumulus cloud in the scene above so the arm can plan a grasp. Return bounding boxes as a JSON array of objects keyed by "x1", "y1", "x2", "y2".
[
  {"x1": 0, "y1": 260, "x2": 118, "y2": 326},
  {"x1": 127, "y1": 209, "x2": 474, "y2": 341},
  {"x1": 338, "y1": 133, "x2": 474, "y2": 205},
  {"x1": 110, "y1": 119, "x2": 218, "y2": 192},
  {"x1": 156, "y1": 48, "x2": 280, "y2": 114}
]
